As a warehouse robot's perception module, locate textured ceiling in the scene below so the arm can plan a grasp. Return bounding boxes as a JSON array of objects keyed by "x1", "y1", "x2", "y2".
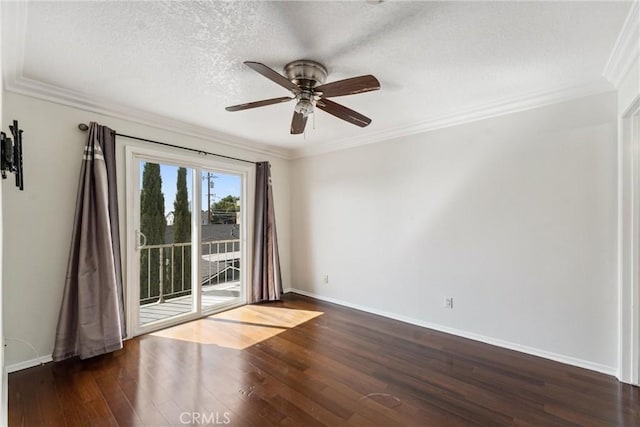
[{"x1": 2, "y1": 1, "x2": 633, "y2": 156}]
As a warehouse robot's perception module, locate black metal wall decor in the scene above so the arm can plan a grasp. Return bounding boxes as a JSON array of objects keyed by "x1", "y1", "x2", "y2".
[{"x1": 1, "y1": 120, "x2": 24, "y2": 190}]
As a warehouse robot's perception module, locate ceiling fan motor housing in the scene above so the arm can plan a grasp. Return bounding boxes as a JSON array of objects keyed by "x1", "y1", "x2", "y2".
[{"x1": 284, "y1": 60, "x2": 328, "y2": 89}]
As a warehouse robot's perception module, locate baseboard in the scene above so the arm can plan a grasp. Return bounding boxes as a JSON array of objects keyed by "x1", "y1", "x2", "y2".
[
  {"x1": 6, "y1": 355, "x2": 52, "y2": 374},
  {"x1": 285, "y1": 288, "x2": 617, "y2": 377}
]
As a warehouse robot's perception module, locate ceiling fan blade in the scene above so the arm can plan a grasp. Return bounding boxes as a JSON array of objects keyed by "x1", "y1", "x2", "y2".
[
  {"x1": 225, "y1": 96, "x2": 293, "y2": 112},
  {"x1": 314, "y1": 75, "x2": 380, "y2": 98},
  {"x1": 316, "y1": 99, "x2": 372, "y2": 128},
  {"x1": 291, "y1": 111, "x2": 308, "y2": 134},
  {"x1": 244, "y1": 61, "x2": 300, "y2": 94}
]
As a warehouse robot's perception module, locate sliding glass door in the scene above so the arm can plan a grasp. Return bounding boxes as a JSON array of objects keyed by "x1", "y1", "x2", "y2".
[
  {"x1": 200, "y1": 170, "x2": 243, "y2": 312},
  {"x1": 126, "y1": 148, "x2": 251, "y2": 336}
]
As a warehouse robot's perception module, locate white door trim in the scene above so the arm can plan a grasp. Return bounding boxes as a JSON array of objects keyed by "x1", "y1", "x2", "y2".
[{"x1": 618, "y1": 94, "x2": 640, "y2": 384}]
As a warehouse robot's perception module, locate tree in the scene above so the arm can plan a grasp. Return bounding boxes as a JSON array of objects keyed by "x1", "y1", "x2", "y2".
[
  {"x1": 211, "y1": 195, "x2": 240, "y2": 224},
  {"x1": 140, "y1": 162, "x2": 166, "y2": 302},
  {"x1": 173, "y1": 167, "x2": 191, "y2": 293}
]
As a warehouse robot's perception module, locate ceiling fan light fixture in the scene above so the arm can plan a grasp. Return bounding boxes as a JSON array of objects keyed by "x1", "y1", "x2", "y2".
[
  {"x1": 294, "y1": 92, "x2": 315, "y2": 117},
  {"x1": 294, "y1": 98, "x2": 314, "y2": 117}
]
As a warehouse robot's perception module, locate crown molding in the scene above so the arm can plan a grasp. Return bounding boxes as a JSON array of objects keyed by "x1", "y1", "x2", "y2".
[
  {"x1": 9, "y1": 76, "x2": 613, "y2": 163},
  {"x1": 291, "y1": 80, "x2": 614, "y2": 159},
  {"x1": 603, "y1": 1, "x2": 639, "y2": 88},
  {"x1": 5, "y1": 77, "x2": 613, "y2": 160},
  {"x1": 8, "y1": 76, "x2": 612, "y2": 163}
]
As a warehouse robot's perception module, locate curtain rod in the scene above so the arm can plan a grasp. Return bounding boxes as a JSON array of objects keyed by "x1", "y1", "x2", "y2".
[{"x1": 77, "y1": 123, "x2": 257, "y2": 165}]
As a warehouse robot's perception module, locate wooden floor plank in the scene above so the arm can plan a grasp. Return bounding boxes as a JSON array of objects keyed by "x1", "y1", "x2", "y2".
[{"x1": 8, "y1": 293, "x2": 640, "y2": 426}]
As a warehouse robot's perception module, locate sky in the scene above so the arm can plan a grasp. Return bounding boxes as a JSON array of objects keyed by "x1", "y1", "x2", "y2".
[{"x1": 140, "y1": 161, "x2": 241, "y2": 215}]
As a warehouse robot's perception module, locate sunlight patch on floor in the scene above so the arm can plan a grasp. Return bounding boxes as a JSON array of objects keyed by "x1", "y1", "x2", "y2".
[
  {"x1": 150, "y1": 305, "x2": 324, "y2": 350},
  {"x1": 212, "y1": 305, "x2": 324, "y2": 328}
]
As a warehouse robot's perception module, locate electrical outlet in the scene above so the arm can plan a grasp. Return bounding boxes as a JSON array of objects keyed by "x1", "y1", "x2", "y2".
[
  {"x1": 444, "y1": 297, "x2": 454, "y2": 309},
  {"x1": 322, "y1": 275, "x2": 329, "y2": 284}
]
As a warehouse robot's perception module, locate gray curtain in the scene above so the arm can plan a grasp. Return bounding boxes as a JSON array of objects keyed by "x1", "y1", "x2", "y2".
[
  {"x1": 251, "y1": 162, "x2": 283, "y2": 302},
  {"x1": 53, "y1": 122, "x2": 126, "y2": 361}
]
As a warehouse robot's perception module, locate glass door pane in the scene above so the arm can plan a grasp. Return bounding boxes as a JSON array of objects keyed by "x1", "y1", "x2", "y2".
[
  {"x1": 138, "y1": 161, "x2": 195, "y2": 326},
  {"x1": 200, "y1": 171, "x2": 243, "y2": 311}
]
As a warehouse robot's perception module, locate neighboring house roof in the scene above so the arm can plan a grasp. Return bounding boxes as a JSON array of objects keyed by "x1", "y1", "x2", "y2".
[
  {"x1": 165, "y1": 223, "x2": 239, "y2": 246},
  {"x1": 164, "y1": 223, "x2": 241, "y2": 284}
]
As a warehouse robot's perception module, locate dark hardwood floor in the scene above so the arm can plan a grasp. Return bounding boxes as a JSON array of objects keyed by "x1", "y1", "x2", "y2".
[{"x1": 8, "y1": 293, "x2": 640, "y2": 426}]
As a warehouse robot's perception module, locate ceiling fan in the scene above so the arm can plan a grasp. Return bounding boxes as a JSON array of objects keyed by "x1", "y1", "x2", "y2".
[{"x1": 225, "y1": 60, "x2": 380, "y2": 135}]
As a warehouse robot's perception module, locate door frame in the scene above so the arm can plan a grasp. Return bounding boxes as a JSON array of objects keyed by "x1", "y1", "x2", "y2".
[
  {"x1": 124, "y1": 144, "x2": 254, "y2": 337},
  {"x1": 618, "y1": 95, "x2": 640, "y2": 384}
]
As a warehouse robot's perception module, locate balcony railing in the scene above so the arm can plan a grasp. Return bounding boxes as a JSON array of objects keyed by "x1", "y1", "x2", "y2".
[{"x1": 139, "y1": 239, "x2": 240, "y2": 305}]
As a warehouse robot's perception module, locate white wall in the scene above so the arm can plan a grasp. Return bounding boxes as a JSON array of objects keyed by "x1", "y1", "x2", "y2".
[
  {"x1": 291, "y1": 91, "x2": 619, "y2": 372},
  {"x1": 1, "y1": 91, "x2": 291, "y2": 367}
]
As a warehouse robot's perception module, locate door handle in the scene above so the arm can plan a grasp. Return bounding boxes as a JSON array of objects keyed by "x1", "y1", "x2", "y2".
[{"x1": 136, "y1": 230, "x2": 147, "y2": 250}]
